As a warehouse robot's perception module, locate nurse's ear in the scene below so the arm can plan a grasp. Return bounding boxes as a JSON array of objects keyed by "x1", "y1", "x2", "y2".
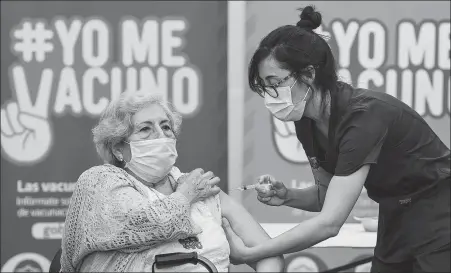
[{"x1": 299, "y1": 65, "x2": 316, "y2": 85}]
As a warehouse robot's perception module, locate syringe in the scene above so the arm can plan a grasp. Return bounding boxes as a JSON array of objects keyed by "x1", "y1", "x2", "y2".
[
  {"x1": 235, "y1": 183, "x2": 272, "y2": 191},
  {"x1": 235, "y1": 183, "x2": 259, "y2": 191}
]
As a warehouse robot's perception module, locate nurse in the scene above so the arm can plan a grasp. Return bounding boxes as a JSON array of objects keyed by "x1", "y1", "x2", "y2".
[{"x1": 222, "y1": 6, "x2": 450, "y2": 272}]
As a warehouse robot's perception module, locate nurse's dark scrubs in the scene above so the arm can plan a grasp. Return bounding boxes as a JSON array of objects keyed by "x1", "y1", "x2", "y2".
[{"x1": 295, "y1": 82, "x2": 450, "y2": 272}]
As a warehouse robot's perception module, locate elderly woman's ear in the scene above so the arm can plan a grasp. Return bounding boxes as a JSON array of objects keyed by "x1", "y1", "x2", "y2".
[{"x1": 112, "y1": 143, "x2": 129, "y2": 163}]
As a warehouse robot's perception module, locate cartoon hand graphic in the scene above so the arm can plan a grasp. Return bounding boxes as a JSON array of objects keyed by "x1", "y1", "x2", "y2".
[
  {"x1": 272, "y1": 116, "x2": 309, "y2": 163},
  {"x1": 1, "y1": 101, "x2": 52, "y2": 164}
]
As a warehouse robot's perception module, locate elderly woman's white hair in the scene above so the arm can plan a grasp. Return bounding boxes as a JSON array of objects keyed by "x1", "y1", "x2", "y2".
[{"x1": 92, "y1": 91, "x2": 182, "y2": 166}]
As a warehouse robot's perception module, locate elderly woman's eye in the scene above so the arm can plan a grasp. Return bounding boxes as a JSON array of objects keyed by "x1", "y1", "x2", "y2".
[{"x1": 139, "y1": 127, "x2": 150, "y2": 132}]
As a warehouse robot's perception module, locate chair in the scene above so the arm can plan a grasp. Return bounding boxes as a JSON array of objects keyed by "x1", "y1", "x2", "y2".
[
  {"x1": 49, "y1": 248, "x2": 218, "y2": 273},
  {"x1": 49, "y1": 248, "x2": 62, "y2": 273}
]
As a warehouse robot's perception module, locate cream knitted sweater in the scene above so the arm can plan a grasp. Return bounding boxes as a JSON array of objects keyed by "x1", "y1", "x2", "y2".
[{"x1": 61, "y1": 164, "x2": 202, "y2": 272}]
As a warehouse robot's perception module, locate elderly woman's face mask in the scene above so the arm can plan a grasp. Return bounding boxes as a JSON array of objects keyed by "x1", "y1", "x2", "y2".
[
  {"x1": 124, "y1": 104, "x2": 178, "y2": 184},
  {"x1": 125, "y1": 138, "x2": 178, "y2": 184}
]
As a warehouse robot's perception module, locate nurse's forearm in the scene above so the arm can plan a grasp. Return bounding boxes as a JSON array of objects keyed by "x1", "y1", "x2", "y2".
[
  {"x1": 246, "y1": 216, "x2": 336, "y2": 262},
  {"x1": 283, "y1": 186, "x2": 322, "y2": 212}
]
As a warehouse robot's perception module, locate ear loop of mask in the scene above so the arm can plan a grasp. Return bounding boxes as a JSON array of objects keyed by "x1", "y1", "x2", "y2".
[
  {"x1": 290, "y1": 78, "x2": 298, "y2": 90},
  {"x1": 290, "y1": 76, "x2": 310, "y2": 104},
  {"x1": 295, "y1": 76, "x2": 313, "y2": 102},
  {"x1": 302, "y1": 87, "x2": 310, "y2": 102},
  {"x1": 120, "y1": 140, "x2": 131, "y2": 164}
]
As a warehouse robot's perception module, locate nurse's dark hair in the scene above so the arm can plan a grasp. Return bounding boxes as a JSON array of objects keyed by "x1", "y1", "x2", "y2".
[{"x1": 248, "y1": 5, "x2": 338, "y2": 108}]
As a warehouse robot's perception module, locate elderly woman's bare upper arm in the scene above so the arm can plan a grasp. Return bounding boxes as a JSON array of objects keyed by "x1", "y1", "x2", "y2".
[{"x1": 219, "y1": 191, "x2": 271, "y2": 246}]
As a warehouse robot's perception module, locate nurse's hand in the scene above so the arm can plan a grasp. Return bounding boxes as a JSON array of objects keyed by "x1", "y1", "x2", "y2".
[
  {"x1": 256, "y1": 175, "x2": 288, "y2": 206},
  {"x1": 222, "y1": 217, "x2": 252, "y2": 264}
]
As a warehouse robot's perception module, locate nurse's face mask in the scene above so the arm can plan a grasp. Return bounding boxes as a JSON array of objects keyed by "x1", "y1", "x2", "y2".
[
  {"x1": 124, "y1": 138, "x2": 178, "y2": 184},
  {"x1": 264, "y1": 76, "x2": 310, "y2": 121}
]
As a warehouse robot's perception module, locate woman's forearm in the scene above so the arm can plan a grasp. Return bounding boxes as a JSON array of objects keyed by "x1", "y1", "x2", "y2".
[
  {"x1": 283, "y1": 186, "x2": 322, "y2": 212},
  {"x1": 219, "y1": 191, "x2": 285, "y2": 271},
  {"x1": 247, "y1": 216, "x2": 337, "y2": 262}
]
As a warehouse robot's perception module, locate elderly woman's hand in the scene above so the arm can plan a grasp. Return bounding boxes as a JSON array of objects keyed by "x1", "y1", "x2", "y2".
[{"x1": 176, "y1": 168, "x2": 221, "y2": 204}]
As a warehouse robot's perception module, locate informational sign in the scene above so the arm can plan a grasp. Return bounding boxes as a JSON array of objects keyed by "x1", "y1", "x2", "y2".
[
  {"x1": 1, "y1": 1, "x2": 227, "y2": 271},
  {"x1": 243, "y1": 0, "x2": 450, "y2": 225}
]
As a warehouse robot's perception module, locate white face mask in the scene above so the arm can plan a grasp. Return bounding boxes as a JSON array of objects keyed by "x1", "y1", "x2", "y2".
[
  {"x1": 124, "y1": 138, "x2": 178, "y2": 184},
  {"x1": 265, "y1": 79, "x2": 310, "y2": 121}
]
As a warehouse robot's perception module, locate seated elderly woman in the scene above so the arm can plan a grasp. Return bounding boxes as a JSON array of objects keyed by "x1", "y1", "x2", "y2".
[{"x1": 60, "y1": 91, "x2": 284, "y2": 272}]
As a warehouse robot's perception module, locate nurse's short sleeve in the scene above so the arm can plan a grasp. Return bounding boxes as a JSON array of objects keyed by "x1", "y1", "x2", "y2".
[{"x1": 334, "y1": 107, "x2": 389, "y2": 176}]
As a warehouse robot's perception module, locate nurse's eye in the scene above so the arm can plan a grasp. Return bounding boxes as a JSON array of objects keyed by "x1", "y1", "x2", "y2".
[
  {"x1": 162, "y1": 125, "x2": 172, "y2": 131},
  {"x1": 267, "y1": 79, "x2": 279, "y2": 86}
]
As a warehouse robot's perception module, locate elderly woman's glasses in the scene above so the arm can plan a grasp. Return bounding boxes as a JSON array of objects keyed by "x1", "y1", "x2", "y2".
[{"x1": 258, "y1": 74, "x2": 293, "y2": 98}]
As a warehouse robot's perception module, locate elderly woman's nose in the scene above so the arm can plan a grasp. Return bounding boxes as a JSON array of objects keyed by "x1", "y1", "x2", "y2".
[{"x1": 153, "y1": 127, "x2": 163, "y2": 138}]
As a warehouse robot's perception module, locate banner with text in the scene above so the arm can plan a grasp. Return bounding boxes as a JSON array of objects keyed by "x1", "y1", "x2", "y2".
[
  {"x1": 243, "y1": 1, "x2": 450, "y2": 225},
  {"x1": 0, "y1": 1, "x2": 227, "y2": 272}
]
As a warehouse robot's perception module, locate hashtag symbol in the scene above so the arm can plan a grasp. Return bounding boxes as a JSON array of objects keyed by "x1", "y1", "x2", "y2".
[{"x1": 12, "y1": 21, "x2": 54, "y2": 63}]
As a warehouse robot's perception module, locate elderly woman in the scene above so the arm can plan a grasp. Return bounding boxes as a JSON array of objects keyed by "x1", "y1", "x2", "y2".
[{"x1": 60, "y1": 91, "x2": 284, "y2": 272}]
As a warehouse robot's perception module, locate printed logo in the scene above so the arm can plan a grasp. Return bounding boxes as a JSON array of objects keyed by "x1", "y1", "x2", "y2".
[
  {"x1": 399, "y1": 198, "x2": 412, "y2": 205},
  {"x1": 1, "y1": 252, "x2": 50, "y2": 272},
  {"x1": 178, "y1": 236, "x2": 203, "y2": 249},
  {"x1": 308, "y1": 157, "x2": 320, "y2": 170}
]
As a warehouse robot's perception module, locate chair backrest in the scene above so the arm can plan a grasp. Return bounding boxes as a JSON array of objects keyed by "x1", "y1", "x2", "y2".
[{"x1": 49, "y1": 248, "x2": 62, "y2": 273}]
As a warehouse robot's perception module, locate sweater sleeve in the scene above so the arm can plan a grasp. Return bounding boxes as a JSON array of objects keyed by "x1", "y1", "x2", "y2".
[{"x1": 61, "y1": 165, "x2": 200, "y2": 272}]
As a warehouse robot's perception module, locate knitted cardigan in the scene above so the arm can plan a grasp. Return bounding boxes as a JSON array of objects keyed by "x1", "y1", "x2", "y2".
[{"x1": 60, "y1": 164, "x2": 201, "y2": 272}]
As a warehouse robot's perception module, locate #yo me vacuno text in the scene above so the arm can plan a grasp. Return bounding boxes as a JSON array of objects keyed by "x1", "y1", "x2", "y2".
[{"x1": 9, "y1": 17, "x2": 203, "y2": 119}]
